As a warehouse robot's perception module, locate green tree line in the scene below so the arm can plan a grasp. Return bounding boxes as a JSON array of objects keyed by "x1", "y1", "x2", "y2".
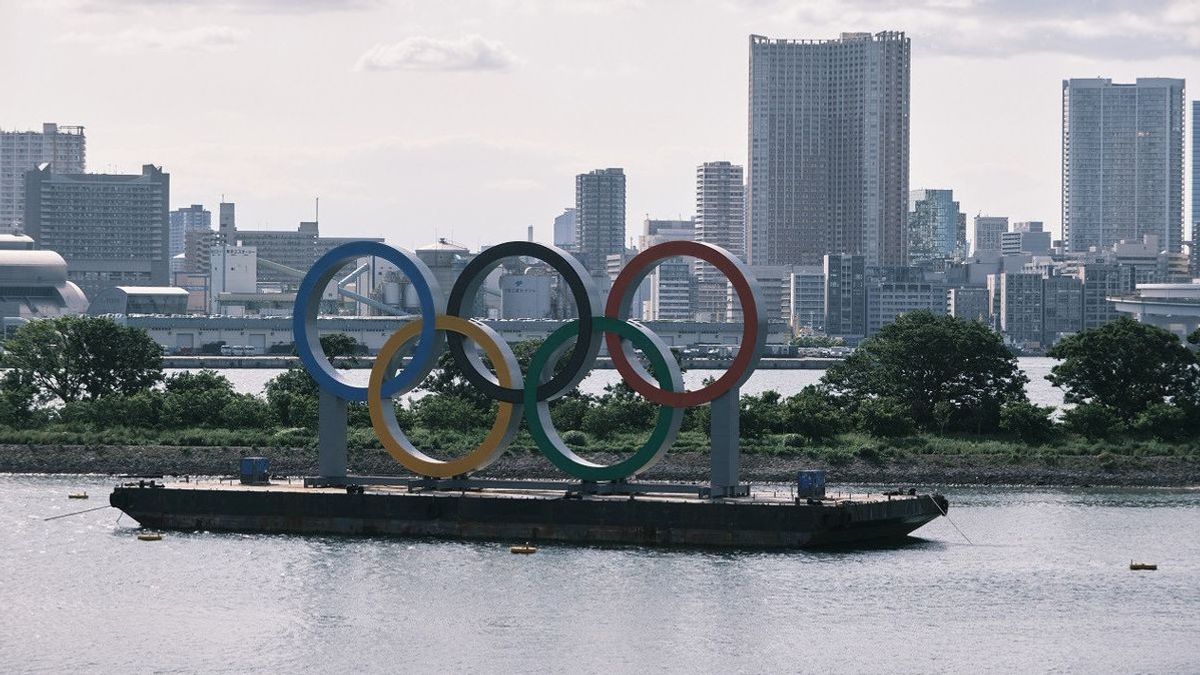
[{"x1": 0, "y1": 313, "x2": 1197, "y2": 454}]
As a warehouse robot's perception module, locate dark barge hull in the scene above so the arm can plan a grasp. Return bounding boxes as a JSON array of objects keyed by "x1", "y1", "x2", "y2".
[{"x1": 110, "y1": 484, "x2": 948, "y2": 549}]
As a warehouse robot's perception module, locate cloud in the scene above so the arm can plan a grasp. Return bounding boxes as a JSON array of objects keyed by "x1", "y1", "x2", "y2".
[
  {"x1": 739, "y1": 0, "x2": 1200, "y2": 59},
  {"x1": 354, "y1": 34, "x2": 521, "y2": 72},
  {"x1": 59, "y1": 25, "x2": 248, "y2": 52},
  {"x1": 63, "y1": 0, "x2": 379, "y2": 13}
]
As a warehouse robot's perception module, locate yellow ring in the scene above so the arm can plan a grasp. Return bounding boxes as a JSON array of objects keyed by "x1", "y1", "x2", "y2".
[{"x1": 368, "y1": 315, "x2": 522, "y2": 478}]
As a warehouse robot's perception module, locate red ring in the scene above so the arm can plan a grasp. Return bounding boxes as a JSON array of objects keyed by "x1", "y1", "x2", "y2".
[{"x1": 604, "y1": 241, "x2": 762, "y2": 407}]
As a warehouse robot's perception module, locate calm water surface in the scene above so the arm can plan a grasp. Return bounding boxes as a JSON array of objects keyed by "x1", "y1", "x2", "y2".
[
  {"x1": 3, "y1": 475, "x2": 1196, "y2": 673},
  {"x1": 178, "y1": 357, "x2": 1066, "y2": 408}
]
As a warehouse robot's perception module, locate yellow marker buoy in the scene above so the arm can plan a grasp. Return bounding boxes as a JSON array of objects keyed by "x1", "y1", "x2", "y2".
[
  {"x1": 68, "y1": 492, "x2": 88, "y2": 499},
  {"x1": 510, "y1": 543, "x2": 537, "y2": 554},
  {"x1": 137, "y1": 532, "x2": 163, "y2": 542},
  {"x1": 1129, "y1": 561, "x2": 1157, "y2": 571}
]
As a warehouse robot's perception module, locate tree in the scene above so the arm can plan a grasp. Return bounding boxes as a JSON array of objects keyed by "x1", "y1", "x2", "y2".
[
  {"x1": 855, "y1": 397, "x2": 914, "y2": 438},
  {"x1": 1, "y1": 316, "x2": 163, "y2": 404},
  {"x1": 780, "y1": 386, "x2": 843, "y2": 441},
  {"x1": 264, "y1": 367, "x2": 320, "y2": 427},
  {"x1": 1046, "y1": 317, "x2": 1200, "y2": 421},
  {"x1": 999, "y1": 402, "x2": 1056, "y2": 445},
  {"x1": 1060, "y1": 403, "x2": 1123, "y2": 440},
  {"x1": 161, "y1": 370, "x2": 237, "y2": 428},
  {"x1": 821, "y1": 311, "x2": 1028, "y2": 432}
]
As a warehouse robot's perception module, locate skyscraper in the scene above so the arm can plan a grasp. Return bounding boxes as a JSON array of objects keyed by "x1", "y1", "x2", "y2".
[
  {"x1": 1192, "y1": 100, "x2": 1199, "y2": 274},
  {"x1": 695, "y1": 161, "x2": 745, "y2": 321},
  {"x1": 169, "y1": 204, "x2": 212, "y2": 257},
  {"x1": 972, "y1": 215, "x2": 1008, "y2": 255},
  {"x1": 574, "y1": 168, "x2": 626, "y2": 279},
  {"x1": 24, "y1": 164, "x2": 169, "y2": 298},
  {"x1": 0, "y1": 123, "x2": 86, "y2": 232},
  {"x1": 907, "y1": 189, "x2": 966, "y2": 265},
  {"x1": 1062, "y1": 78, "x2": 1185, "y2": 253},
  {"x1": 748, "y1": 32, "x2": 910, "y2": 268}
]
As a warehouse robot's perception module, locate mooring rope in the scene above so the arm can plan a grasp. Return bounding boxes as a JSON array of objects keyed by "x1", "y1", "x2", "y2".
[
  {"x1": 43, "y1": 505, "x2": 111, "y2": 521},
  {"x1": 930, "y1": 496, "x2": 973, "y2": 545}
]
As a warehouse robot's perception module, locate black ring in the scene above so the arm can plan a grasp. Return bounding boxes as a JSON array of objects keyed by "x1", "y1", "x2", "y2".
[{"x1": 445, "y1": 242, "x2": 600, "y2": 403}]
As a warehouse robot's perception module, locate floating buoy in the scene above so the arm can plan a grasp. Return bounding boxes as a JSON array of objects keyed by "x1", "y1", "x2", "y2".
[
  {"x1": 137, "y1": 532, "x2": 163, "y2": 542},
  {"x1": 1130, "y1": 561, "x2": 1157, "y2": 571},
  {"x1": 510, "y1": 543, "x2": 537, "y2": 554},
  {"x1": 68, "y1": 492, "x2": 88, "y2": 499}
]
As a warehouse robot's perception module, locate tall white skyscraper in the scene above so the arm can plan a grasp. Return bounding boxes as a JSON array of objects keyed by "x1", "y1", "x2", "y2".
[
  {"x1": 747, "y1": 32, "x2": 910, "y2": 268},
  {"x1": 0, "y1": 123, "x2": 86, "y2": 231},
  {"x1": 1062, "y1": 78, "x2": 1185, "y2": 253}
]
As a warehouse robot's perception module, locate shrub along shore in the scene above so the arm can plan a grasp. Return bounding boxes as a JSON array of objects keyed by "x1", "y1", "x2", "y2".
[{"x1": 1, "y1": 313, "x2": 1197, "y2": 487}]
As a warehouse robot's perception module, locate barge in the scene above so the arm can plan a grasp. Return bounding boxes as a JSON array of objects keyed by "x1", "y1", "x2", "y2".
[{"x1": 109, "y1": 480, "x2": 947, "y2": 548}]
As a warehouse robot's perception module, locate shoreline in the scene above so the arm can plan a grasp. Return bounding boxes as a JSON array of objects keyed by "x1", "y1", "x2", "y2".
[{"x1": 2, "y1": 444, "x2": 1196, "y2": 488}]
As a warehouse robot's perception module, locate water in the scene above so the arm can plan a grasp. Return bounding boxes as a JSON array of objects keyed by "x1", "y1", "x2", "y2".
[
  {"x1": 181, "y1": 357, "x2": 1068, "y2": 409},
  {"x1": 3, "y1": 475, "x2": 1196, "y2": 672}
]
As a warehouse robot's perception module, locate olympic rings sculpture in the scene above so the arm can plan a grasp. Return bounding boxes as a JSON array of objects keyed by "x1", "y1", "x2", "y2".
[{"x1": 294, "y1": 239, "x2": 766, "y2": 482}]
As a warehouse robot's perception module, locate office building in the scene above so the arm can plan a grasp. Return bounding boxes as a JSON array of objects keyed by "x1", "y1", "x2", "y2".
[
  {"x1": 0, "y1": 123, "x2": 86, "y2": 232},
  {"x1": 169, "y1": 204, "x2": 211, "y2": 257},
  {"x1": 1001, "y1": 221, "x2": 1052, "y2": 256},
  {"x1": 1077, "y1": 263, "x2": 1133, "y2": 330},
  {"x1": 552, "y1": 208, "x2": 577, "y2": 250},
  {"x1": 1062, "y1": 78, "x2": 1185, "y2": 253},
  {"x1": 948, "y1": 287, "x2": 990, "y2": 323},
  {"x1": 695, "y1": 162, "x2": 745, "y2": 321},
  {"x1": 972, "y1": 216, "x2": 1008, "y2": 255},
  {"x1": 866, "y1": 279, "x2": 946, "y2": 335},
  {"x1": 988, "y1": 272, "x2": 1044, "y2": 346},
  {"x1": 23, "y1": 164, "x2": 169, "y2": 298},
  {"x1": 1042, "y1": 275, "x2": 1084, "y2": 343},
  {"x1": 908, "y1": 189, "x2": 966, "y2": 265},
  {"x1": 748, "y1": 32, "x2": 909, "y2": 268},
  {"x1": 824, "y1": 254, "x2": 868, "y2": 339},
  {"x1": 575, "y1": 168, "x2": 626, "y2": 279},
  {"x1": 638, "y1": 218, "x2": 695, "y2": 320},
  {"x1": 787, "y1": 265, "x2": 826, "y2": 331}
]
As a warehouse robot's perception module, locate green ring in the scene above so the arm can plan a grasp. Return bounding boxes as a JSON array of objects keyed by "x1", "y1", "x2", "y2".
[{"x1": 524, "y1": 317, "x2": 683, "y2": 482}]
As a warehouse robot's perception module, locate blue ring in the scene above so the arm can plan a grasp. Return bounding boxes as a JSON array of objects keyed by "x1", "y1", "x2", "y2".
[{"x1": 292, "y1": 241, "x2": 440, "y2": 402}]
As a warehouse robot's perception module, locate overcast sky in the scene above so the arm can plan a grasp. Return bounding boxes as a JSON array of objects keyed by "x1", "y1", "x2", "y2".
[{"x1": 2, "y1": 0, "x2": 1197, "y2": 250}]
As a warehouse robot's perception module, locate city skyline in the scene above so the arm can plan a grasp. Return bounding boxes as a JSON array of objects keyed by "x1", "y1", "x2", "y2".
[{"x1": 1, "y1": 1, "x2": 1198, "y2": 251}]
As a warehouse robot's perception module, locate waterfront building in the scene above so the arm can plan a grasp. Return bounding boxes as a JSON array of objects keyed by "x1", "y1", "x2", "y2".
[
  {"x1": 727, "y1": 265, "x2": 788, "y2": 324},
  {"x1": 575, "y1": 168, "x2": 626, "y2": 280},
  {"x1": 988, "y1": 272, "x2": 1044, "y2": 346},
  {"x1": 866, "y1": 279, "x2": 947, "y2": 336},
  {"x1": 0, "y1": 238, "x2": 88, "y2": 318},
  {"x1": 908, "y1": 189, "x2": 966, "y2": 266},
  {"x1": 823, "y1": 254, "x2": 868, "y2": 339},
  {"x1": 1042, "y1": 274, "x2": 1084, "y2": 344},
  {"x1": 640, "y1": 218, "x2": 696, "y2": 321},
  {"x1": 948, "y1": 286, "x2": 990, "y2": 323},
  {"x1": 1076, "y1": 263, "x2": 1132, "y2": 330},
  {"x1": 695, "y1": 161, "x2": 745, "y2": 321},
  {"x1": 1000, "y1": 221, "x2": 1052, "y2": 256},
  {"x1": 500, "y1": 273, "x2": 553, "y2": 319},
  {"x1": 787, "y1": 265, "x2": 826, "y2": 331},
  {"x1": 972, "y1": 215, "x2": 1008, "y2": 255},
  {"x1": 0, "y1": 123, "x2": 86, "y2": 232},
  {"x1": 1062, "y1": 78, "x2": 1185, "y2": 254},
  {"x1": 748, "y1": 32, "x2": 909, "y2": 268},
  {"x1": 23, "y1": 163, "x2": 169, "y2": 298},
  {"x1": 169, "y1": 204, "x2": 211, "y2": 257},
  {"x1": 552, "y1": 208, "x2": 577, "y2": 250},
  {"x1": 87, "y1": 286, "x2": 189, "y2": 316}
]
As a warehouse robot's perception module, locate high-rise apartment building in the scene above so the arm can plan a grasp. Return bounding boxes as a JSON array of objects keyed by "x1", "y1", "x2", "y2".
[
  {"x1": 1192, "y1": 100, "x2": 1199, "y2": 271},
  {"x1": 748, "y1": 32, "x2": 910, "y2": 268},
  {"x1": 574, "y1": 168, "x2": 626, "y2": 280},
  {"x1": 972, "y1": 216, "x2": 1008, "y2": 255},
  {"x1": 639, "y1": 218, "x2": 695, "y2": 320},
  {"x1": 908, "y1": 189, "x2": 965, "y2": 265},
  {"x1": 24, "y1": 164, "x2": 169, "y2": 298},
  {"x1": 170, "y1": 204, "x2": 211, "y2": 257},
  {"x1": 0, "y1": 123, "x2": 86, "y2": 232},
  {"x1": 694, "y1": 161, "x2": 745, "y2": 321},
  {"x1": 1062, "y1": 78, "x2": 1185, "y2": 253}
]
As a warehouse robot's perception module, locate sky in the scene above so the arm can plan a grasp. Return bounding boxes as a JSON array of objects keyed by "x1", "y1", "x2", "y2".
[{"x1": 2, "y1": 0, "x2": 1197, "y2": 251}]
